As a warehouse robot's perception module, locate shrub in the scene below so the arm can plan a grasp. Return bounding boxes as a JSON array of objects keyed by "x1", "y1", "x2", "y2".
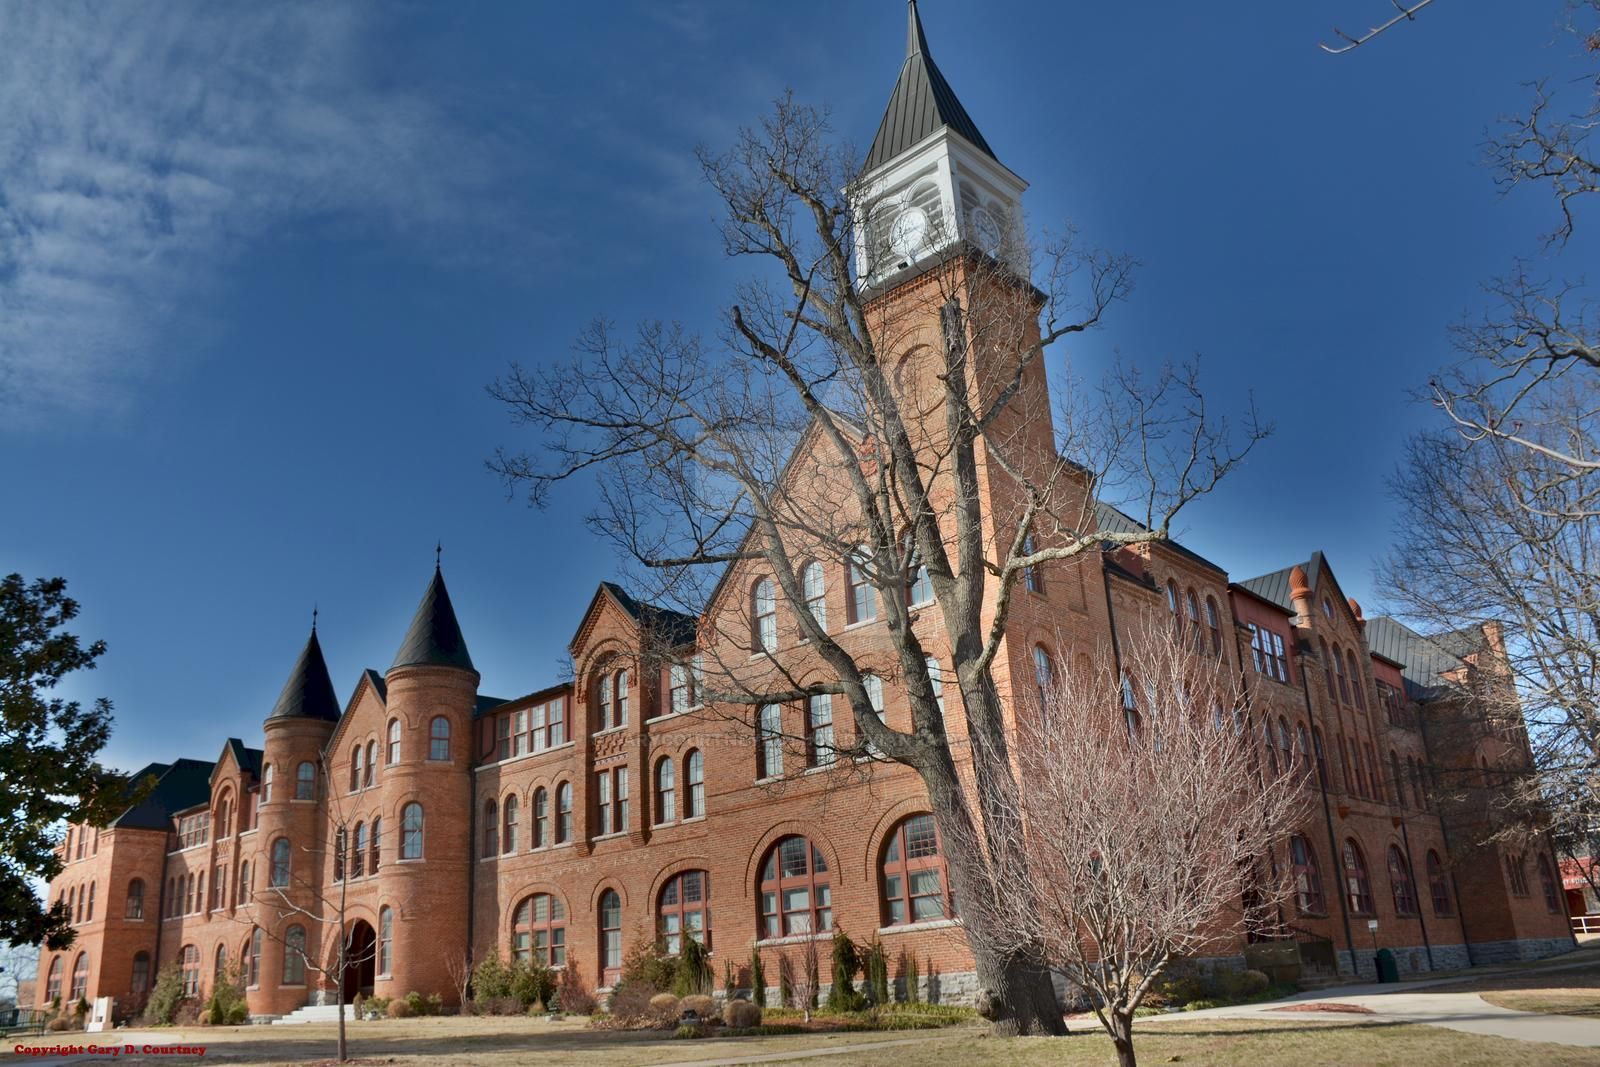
[
  {"x1": 556, "y1": 959, "x2": 597, "y2": 1016},
  {"x1": 673, "y1": 936, "x2": 713, "y2": 997},
  {"x1": 206, "y1": 996, "x2": 224, "y2": 1026},
  {"x1": 1233, "y1": 969, "x2": 1271, "y2": 997},
  {"x1": 826, "y1": 930, "x2": 864, "y2": 1013},
  {"x1": 649, "y1": 992, "x2": 681, "y2": 1025},
  {"x1": 173, "y1": 1001, "x2": 201, "y2": 1026},
  {"x1": 673, "y1": 1022, "x2": 706, "y2": 1039},
  {"x1": 426, "y1": 992, "x2": 443, "y2": 1016},
  {"x1": 621, "y1": 936, "x2": 678, "y2": 992},
  {"x1": 902, "y1": 952, "x2": 920, "y2": 1004},
  {"x1": 365, "y1": 996, "x2": 391, "y2": 1018},
  {"x1": 508, "y1": 958, "x2": 555, "y2": 1008},
  {"x1": 750, "y1": 947, "x2": 768, "y2": 1007},
  {"x1": 608, "y1": 978, "x2": 663, "y2": 1026},
  {"x1": 723, "y1": 958, "x2": 736, "y2": 998},
  {"x1": 387, "y1": 998, "x2": 413, "y2": 1019},
  {"x1": 864, "y1": 940, "x2": 889, "y2": 1006},
  {"x1": 679, "y1": 993, "x2": 715, "y2": 1020},
  {"x1": 46, "y1": 1017, "x2": 73, "y2": 1032},
  {"x1": 722, "y1": 998, "x2": 762, "y2": 1028},
  {"x1": 482, "y1": 995, "x2": 523, "y2": 1016},
  {"x1": 142, "y1": 964, "x2": 186, "y2": 1026},
  {"x1": 225, "y1": 1003, "x2": 248, "y2": 1026},
  {"x1": 473, "y1": 952, "x2": 512, "y2": 1003},
  {"x1": 777, "y1": 952, "x2": 794, "y2": 1007}
]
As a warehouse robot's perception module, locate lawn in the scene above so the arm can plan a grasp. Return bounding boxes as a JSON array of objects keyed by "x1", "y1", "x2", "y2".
[
  {"x1": 18, "y1": 1013, "x2": 1600, "y2": 1066},
  {"x1": 1450, "y1": 959, "x2": 1600, "y2": 1018}
]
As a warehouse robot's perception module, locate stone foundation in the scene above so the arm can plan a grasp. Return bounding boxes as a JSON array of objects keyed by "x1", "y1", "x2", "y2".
[{"x1": 1337, "y1": 936, "x2": 1573, "y2": 980}]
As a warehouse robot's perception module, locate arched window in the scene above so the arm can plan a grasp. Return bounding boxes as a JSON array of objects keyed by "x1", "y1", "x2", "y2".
[
  {"x1": 334, "y1": 827, "x2": 348, "y2": 881},
  {"x1": 1277, "y1": 718, "x2": 1295, "y2": 771},
  {"x1": 483, "y1": 799, "x2": 499, "y2": 858},
  {"x1": 429, "y1": 717, "x2": 450, "y2": 761},
  {"x1": 401, "y1": 803, "x2": 424, "y2": 860},
  {"x1": 214, "y1": 944, "x2": 227, "y2": 984},
  {"x1": 132, "y1": 951, "x2": 151, "y2": 997},
  {"x1": 1312, "y1": 727, "x2": 1328, "y2": 787},
  {"x1": 503, "y1": 794, "x2": 519, "y2": 853},
  {"x1": 1348, "y1": 651, "x2": 1367, "y2": 711},
  {"x1": 1295, "y1": 723, "x2": 1313, "y2": 779},
  {"x1": 1507, "y1": 853, "x2": 1530, "y2": 896},
  {"x1": 807, "y1": 694, "x2": 835, "y2": 768},
  {"x1": 71, "y1": 951, "x2": 89, "y2": 1001},
  {"x1": 802, "y1": 560, "x2": 827, "y2": 631},
  {"x1": 906, "y1": 550, "x2": 933, "y2": 606},
  {"x1": 753, "y1": 579, "x2": 777, "y2": 652},
  {"x1": 1427, "y1": 851, "x2": 1453, "y2": 915},
  {"x1": 759, "y1": 835, "x2": 832, "y2": 937},
  {"x1": 685, "y1": 751, "x2": 705, "y2": 819},
  {"x1": 1342, "y1": 840, "x2": 1374, "y2": 914},
  {"x1": 654, "y1": 759, "x2": 675, "y2": 824},
  {"x1": 216, "y1": 797, "x2": 231, "y2": 839},
  {"x1": 1289, "y1": 835, "x2": 1325, "y2": 914},
  {"x1": 513, "y1": 893, "x2": 567, "y2": 967},
  {"x1": 1022, "y1": 534, "x2": 1043, "y2": 594},
  {"x1": 86, "y1": 880, "x2": 95, "y2": 920},
  {"x1": 1539, "y1": 854, "x2": 1562, "y2": 913},
  {"x1": 283, "y1": 926, "x2": 306, "y2": 985},
  {"x1": 239, "y1": 861, "x2": 250, "y2": 904},
  {"x1": 1033, "y1": 644, "x2": 1053, "y2": 707},
  {"x1": 556, "y1": 782, "x2": 573, "y2": 842},
  {"x1": 270, "y1": 838, "x2": 291, "y2": 887},
  {"x1": 615, "y1": 669, "x2": 630, "y2": 724},
  {"x1": 881, "y1": 814, "x2": 952, "y2": 925},
  {"x1": 659, "y1": 870, "x2": 709, "y2": 954},
  {"x1": 926, "y1": 657, "x2": 944, "y2": 716},
  {"x1": 1320, "y1": 638, "x2": 1337, "y2": 701},
  {"x1": 1186, "y1": 589, "x2": 1202, "y2": 651},
  {"x1": 365, "y1": 740, "x2": 377, "y2": 786},
  {"x1": 180, "y1": 944, "x2": 200, "y2": 996},
  {"x1": 533, "y1": 787, "x2": 549, "y2": 847},
  {"x1": 599, "y1": 889, "x2": 623, "y2": 981},
  {"x1": 1388, "y1": 845, "x2": 1418, "y2": 915},
  {"x1": 598, "y1": 671, "x2": 613, "y2": 729},
  {"x1": 295, "y1": 761, "x2": 315, "y2": 801},
  {"x1": 1206, "y1": 596, "x2": 1222, "y2": 656},
  {"x1": 378, "y1": 907, "x2": 393, "y2": 975},
  {"x1": 1390, "y1": 751, "x2": 1407, "y2": 806},
  {"x1": 387, "y1": 718, "x2": 401, "y2": 764},
  {"x1": 1262, "y1": 721, "x2": 1279, "y2": 775},
  {"x1": 126, "y1": 878, "x2": 144, "y2": 920},
  {"x1": 757, "y1": 704, "x2": 783, "y2": 779},
  {"x1": 1333, "y1": 643, "x2": 1351, "y2": 704},
  {"x1": 1165, "y1": 579, "x2": 1180, "y2": 628},
  {"x1": 847, "y1": 547, "x2": 876, "y2": 624},
  {"x1": 353, "y1": 822, "x2": 368, "y2": 878},
  {"x1": 370, "y1": 818, "x2": 381, "y2": 873},
  {"x1": 46, "y1": 956, "x2": 62, "y2": 1002},
  {"x1": 245, "y1": 928, "x2": 261, "y2": 987},
  {"x1": 262, "y1": 763, "x2": 274, "y2": 803},
  {"x1": 349, "y1": 746, "x2": 363, "y2": 793}
]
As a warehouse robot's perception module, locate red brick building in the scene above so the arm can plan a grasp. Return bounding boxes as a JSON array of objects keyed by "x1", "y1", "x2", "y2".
[{"x1": 35, "y1": 2, "x2": 1572, "y2": 1021}]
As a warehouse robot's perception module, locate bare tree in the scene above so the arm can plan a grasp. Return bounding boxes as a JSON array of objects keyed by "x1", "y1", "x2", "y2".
[
  {"x1": 1319, "y1": 0, "x2": 1437, "y2": 55},
  {"x1": 957, "y1": 621, "x2": 1308, "y2": 1067},
  {"x1": 490, "y1": 97, "x2": 1264, "y2": 1035}
]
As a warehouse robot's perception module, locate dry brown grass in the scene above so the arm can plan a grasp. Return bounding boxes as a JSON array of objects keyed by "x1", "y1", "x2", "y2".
[{"x1": 1450, "y1": 960, "x2": 1600, "y2": 1018}]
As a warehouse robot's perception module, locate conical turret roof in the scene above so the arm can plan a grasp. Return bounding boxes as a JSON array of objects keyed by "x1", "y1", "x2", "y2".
[
  {"x1": 863, "y1": 0, "x2": 999, "y2": 174},
  {"x1": 266, "y1": 627, "x2": 342, "y2": 723},
  {"x1": 390, "y1": 565, "x2": 475, "y2": 673}
]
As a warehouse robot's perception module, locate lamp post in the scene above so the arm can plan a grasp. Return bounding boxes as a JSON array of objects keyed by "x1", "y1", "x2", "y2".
[{"x1": 1367, "y1": 919, "x2": 1379, "y2": 979}]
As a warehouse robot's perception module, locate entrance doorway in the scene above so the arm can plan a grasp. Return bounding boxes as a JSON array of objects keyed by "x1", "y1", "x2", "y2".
[{"x1": 342, "y1": 919, "x2": 377, "y2": 1002}]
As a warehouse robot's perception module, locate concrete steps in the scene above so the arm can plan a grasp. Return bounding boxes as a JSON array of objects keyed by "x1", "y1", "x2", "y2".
[{"x1": 271, "y1": 1003, "x2": 356, "y2": 1026}]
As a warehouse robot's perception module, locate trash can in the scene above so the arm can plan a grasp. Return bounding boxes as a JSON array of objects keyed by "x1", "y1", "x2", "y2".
[{"x1": 1375, "y1": 948, "x2": 1399, "y2": 984}]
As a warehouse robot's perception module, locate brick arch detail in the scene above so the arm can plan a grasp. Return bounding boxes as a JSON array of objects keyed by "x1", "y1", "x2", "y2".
[
  {"x1": 587, "y1": 878, "x2": 629, "y2": 912},
  {"x1": 572, "y1": 639, "x2": 635, "y2": 701},
  {"x1": 503, "y1": 881, "x2": 572, "y2": 940},
  {"x1": 645, "y1": 855, "x2": 717, "y2": 912},
  {"x1": 741, "y1": 822, "x2": 842, "y2": 903},
  {"x1": 859, "y1": 797, "x2": 937, "y2": 881}
]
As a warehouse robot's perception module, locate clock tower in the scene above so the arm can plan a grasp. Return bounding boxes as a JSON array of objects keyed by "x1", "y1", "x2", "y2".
[{"x1": 854, "y1": 0, "x2": 1029, "y2": 289}]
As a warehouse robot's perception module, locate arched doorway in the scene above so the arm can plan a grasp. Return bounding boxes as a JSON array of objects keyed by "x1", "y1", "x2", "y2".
[{"x1": 342, "y1": 920, "x2": 376, "y2": 1002}]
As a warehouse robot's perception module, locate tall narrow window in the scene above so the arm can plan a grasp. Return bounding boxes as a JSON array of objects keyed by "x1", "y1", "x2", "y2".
[
  {"x1": 179, "y1": 946, "x2": 198, "y2": 997},
  {"x1": 598, "y1": 771, "x2": 612, "y2": 835},
  {"x1": 263, "y1": 764, "x2": 274, "y2": 803},
  {"x1": 1334, "y1": 643, "x2": 1351, "y2": 703},
  {"x1": 353, "y1": 822, "x2": 367, "y2": 878},
  {"x1": 658, "y1": 870, "x2": 710, "y2": 954},
  {"x1": 599, "y1": 889, "x2": 623, "y2": 981},
  {"x1": 848, "y1": 547, "x2": 876, "y2": 623},
  {"x1": 503, "y1": 794, "x2": 519, "y2": 854},
  {"x1": 1388, "y1": 845, "x2": 1417, "y2": 915},
  {"x1": 1166, "y1": 579, "x2": 1180, "y2": 627},
  {"x1": 670, "y1": 665, "x2": 690, "y2": 714},
  {"x1": 400, "y1": 803, "x2": 424, "y2": 860},
  {"x1": 350, "y1": 746, "x2": 363, "y2": 793},
  {"x1": 926, "y1": 657, "x2": 944, "y2": 716},
  {"x1": 1539, "y1": 854, "x2": 1562, "y2": 913},
  {"x1": 863, "y1": 674, "x2": 886, "y2": 754},
  {"x1": 239, "y1": 861, "x2": 250, "y2": 904},
  {"x1": 1312, "y1": 728, "x2": 1328, "y2": 787},
  {"x1": 1289, "y1": 835, "x2": 1324, "y2": 914},
  {"x1": 803, "y1": 561, "x2": 827, "y2": 632},
  {"x1": 497, "y1": 715, "x2": 512, "y2": 760},
  {"x1": 807, "y1": 694, "x2": 835, "y2": 767},
  {"x1": 1342, "y1": 840, "x2": 1374, "y2": 914},
  {"x1": 133, "y1": 950, "x2": 151, "y2": 996},
  {"x1": 127, "y1": 879, "x2": 145, "y2": 920},
  {"x1": 283, "y1": 926, "x2": 306, "y2": 985},
  {"x1": 906, "y1": 551, "x2": 933, "y2": 606},
  {"x1": 365, "y1": 740, "x2": 377, "y2": 786},
  {"x1": 46, "y1": 956, "x2": 62, "y2": 1003},
  {"x1": 1348, "y1": 650, "x2": 1367, "y2": 711},
  {"x1": 270, "y1": 838, "x2": 290, "y2": 887},
  {"x1": 483, "y1": 799, "x2": 499, "y2": 858},
  {"x1": 1427, "y1": 850, "x2": 1453, "y2": 915},
  {"x1": 1205, "y1": 596, "x2": 1222, "y2": 656},
  {"x1": 247, "y1": 929, "x2": 261, "y2": 986},
  {"x1": 1320, "y1": 638, "x2": 1337, "y2": 701},
  {"x1": 1033, "y1": 645, "x2": 1053, "y2": 707},
  {"x1": 599, "y1": 672, "x2": 613, "y2": 730},
  {"x1": 615, "y1": 670, "x2": 630, "y2": 724},
  {"x1": 295, "y1": 761, "x2": 315, "y2": 801},
  {"x1": 87, "y1": 880, "x2": 95, "y2": 920},
  {"x1": 654, "y1": 759, "x2": 676, "y2": 824},
  {"x1": 757, "y1": 704, "x2": 783, "y2": 779},
  {"x1": 387, "y1": 718, "x2": 401, "y2": 764},
  {"x1": 533, "y1": 787, "x2": 549, "y2": 847},
  {"x1": 549, "y1": 698, "x2": 567, "y2": 746},
  {"x1": 758, "y1": 836, "x2": 832, "y2": 936},
  {"x1": 429, "y1": 717, "x2": 450, "y2": 761},
  {"x1": 378, "y1": 907, "x2": 393, "y2": 975},
  {"x1": 1390, "y1": 751, "x2": 1407, "y2": 806},
  {"x1": 1186, "y1": 589, "x2": 1202, "y2": 651},
  {"x1": 369, "y1": 819, "x2": 381, "y2": 873},
  {"x1": 685, "y1": 751, "x2": 705, "y2": 819},
  {"x1": 880, "y1": 814, "x2": 952, "y2": 925},
  {"x1": 1022, "y1": 534, "x2": 1043, "y2": 594},
  {"x1": 335, "y1": 827, "x2": 348, "y2": 881},
  {"x1": 556, "y1": 782, "x2": 573, "y2": 842},
  {"x1": 214, "y1": 944, "x2": 227, "y2": 984},
  {"x1": 753, "y1": 579, "x2": 777, "y2": 652}
]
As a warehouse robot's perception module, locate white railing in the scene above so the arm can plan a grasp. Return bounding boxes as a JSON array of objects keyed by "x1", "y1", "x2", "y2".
[{"x1": 1571, "y1": 914, "x2": 1600, "y2": 935}]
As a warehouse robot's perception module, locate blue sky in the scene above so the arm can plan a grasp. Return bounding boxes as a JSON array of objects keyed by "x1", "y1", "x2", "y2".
[{"x1": 3, "y1": 1, "x2": 1595, "y2": 774}]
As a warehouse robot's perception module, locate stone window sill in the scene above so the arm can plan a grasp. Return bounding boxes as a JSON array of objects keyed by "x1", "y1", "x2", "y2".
[
  {"x1": 756, "y1": 931, "x2": 834, "y2": 948},
  {"x1": 877, "y1": 917, "x2": 961, "y2": 935}
]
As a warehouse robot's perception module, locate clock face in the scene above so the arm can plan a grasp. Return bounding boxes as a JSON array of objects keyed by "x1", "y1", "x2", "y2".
[
  {"x1": 969, "y1": 206, "x2": 1003, "y2": 255},
  {"x1": 889, "y1": 206, "x2": 928, "y2": 258}
]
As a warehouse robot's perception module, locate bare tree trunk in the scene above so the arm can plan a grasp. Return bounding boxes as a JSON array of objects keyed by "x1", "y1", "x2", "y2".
[{"x1": 1111, "y1": 1009, "x2": 1137, "y2": 1067}]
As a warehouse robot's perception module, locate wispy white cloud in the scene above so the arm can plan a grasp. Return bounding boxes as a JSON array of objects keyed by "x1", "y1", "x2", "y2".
[{"x1": 0, "y1": 2, "x2": 532, "y2": 424}]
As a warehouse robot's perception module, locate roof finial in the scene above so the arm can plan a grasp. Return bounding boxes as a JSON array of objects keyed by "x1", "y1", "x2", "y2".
[
  {"x1": 311, "y1": 604, "x2": 318, "y2": 633},
  {"x1": 435, "y1": 541, "x2": 443, "y2": 571},
  {"x1": 907, "y1": 0, "x2": 929, "y2": 59}
]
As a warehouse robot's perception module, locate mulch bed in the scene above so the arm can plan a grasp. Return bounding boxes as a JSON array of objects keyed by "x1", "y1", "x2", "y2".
[{"x1": 1269, "y1": 1002, "x2": 1375, "y2": 1015}]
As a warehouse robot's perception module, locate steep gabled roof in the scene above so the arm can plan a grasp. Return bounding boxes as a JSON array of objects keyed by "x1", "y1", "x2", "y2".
[
  {"x1": 599, "y1": 581, "x2": 699, "y2": 648},
  {"x1": 1236, "y1": 552, "x2": 1330, "y2": 614},
  {"x1": 391, "y1": 566, "x2": 475, "y2": 673},
  {"x1": 212, "y1": 738, "x2": 263, "y2": 784},
  {"x1": 267, "y1": 627, "x2": 342, "y2": 723},
  {"x1": 1093, "y1": 500, "x2": 1228, "y2": 576},
  {"x1": 1365, "y1": 616, "x2": 1481, "y2": 700},
  {"x1": 863, "y1": 0, "x2": 999, "y2": 174},
  {"x1": 109, "y1": 758, "x2": 217, "y2": 831}
]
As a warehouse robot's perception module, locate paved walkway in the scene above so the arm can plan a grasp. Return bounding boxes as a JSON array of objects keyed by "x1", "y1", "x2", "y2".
[{"x1": 1144, "y1": 951, "x2": 1600, "y2": 1047}]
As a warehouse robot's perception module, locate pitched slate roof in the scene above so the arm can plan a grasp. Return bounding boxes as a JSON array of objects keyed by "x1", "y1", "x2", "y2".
[
  {"x1": 109, "y1": 758, "x2": 217, "y2": 831},
  {"x1": 222, "y1": 738, "x2": 263, "y2": 779},
  {"x1": 391, "y1": 566, "x2": 475, "y2": 673},
  {"x1": 1365, "y1": 616, "x2": 1482, "y2": 700},
  {"x1": 600, "y1": 581, "x2": 699, "y2": 648},
  {"x1": 267, "y1": 627, "x2": 342, "y2": 723},
  {"x1": 863, "y1": 0, "x2": 998, "y2": 173},
  {"x1": 1093, "y1": 501, "x2": 1228, "y2": 576},
  {"x1": 1236, "y1": 552, "x2": 1329, "y2": 613}
]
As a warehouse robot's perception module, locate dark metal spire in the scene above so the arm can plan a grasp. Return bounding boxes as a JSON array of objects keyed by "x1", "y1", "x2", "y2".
[
  {"x1": 267, "y1": 625, "x2": 342, "y2": 723},
  {"x1": 390, "y1": 564, "x2": 475, "y2": 673},
  {"x1": 863, "y1": 1, "x2": 999, "y2": 173}
]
